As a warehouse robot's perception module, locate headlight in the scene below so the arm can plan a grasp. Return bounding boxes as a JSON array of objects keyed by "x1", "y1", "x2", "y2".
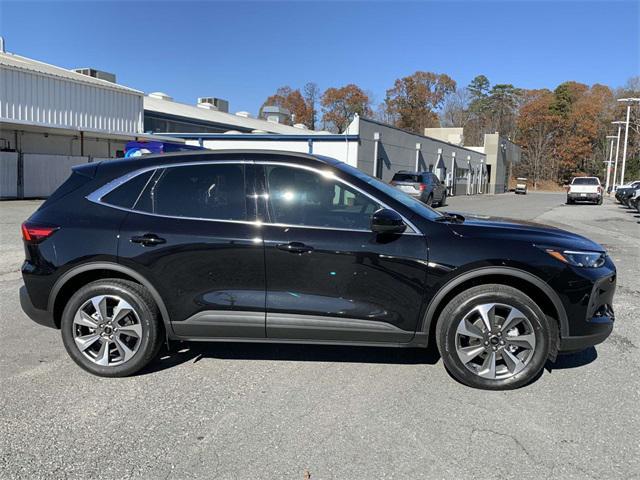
[{"x1": 543, "y1": 248, "x2": 606, "y2": 268}]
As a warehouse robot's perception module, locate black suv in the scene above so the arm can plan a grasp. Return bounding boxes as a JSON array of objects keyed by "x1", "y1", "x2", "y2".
[
  {"x1": 20, "y1": 151, "x2": 616, "y2": 389},
  {"x1": 390, "y1": 171, "x2": 447, "y2": 206}
]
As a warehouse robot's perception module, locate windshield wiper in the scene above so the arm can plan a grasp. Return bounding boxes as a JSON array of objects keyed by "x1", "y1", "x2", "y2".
[{"x1": 434, "y1": 212, "x2": 465, "y2": 223}]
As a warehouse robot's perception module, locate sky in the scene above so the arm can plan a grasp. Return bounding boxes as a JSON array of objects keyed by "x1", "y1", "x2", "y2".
[{"x1": 0, "y1": 0, "x2": 638, "y2": 115}]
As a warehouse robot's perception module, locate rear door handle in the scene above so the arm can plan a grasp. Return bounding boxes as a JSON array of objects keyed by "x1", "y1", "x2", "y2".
[
  {"x1": 130, "y1": 234, "x2": 166, "y2": 246},
  {"x1": 276, "y1": 242, "x2": 314, "y2": 254}
]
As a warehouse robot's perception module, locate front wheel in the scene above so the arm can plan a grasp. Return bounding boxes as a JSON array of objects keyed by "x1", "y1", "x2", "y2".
[
  {"x1": 61, "y1": 279, "x2": 163, "y2": 377},
  {"x1": 436, "y1": 284, "x2": 552, "y2": 390}
]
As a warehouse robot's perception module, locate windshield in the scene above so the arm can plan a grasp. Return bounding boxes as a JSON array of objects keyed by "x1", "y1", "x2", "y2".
[
  {"x1": 572, "y1": 178, "x2": 599, "y2": 185},
  {"x1": 335, "y1": 163, "x2": 443, "y2": 220}
]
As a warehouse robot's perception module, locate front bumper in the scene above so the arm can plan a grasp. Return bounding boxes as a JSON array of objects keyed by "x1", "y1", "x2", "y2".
[
  {"x1": 557, "y1": 270, "x2": 616, "y2": 352},
  {"x1": 20, "y1": 286, "x2": 56, "y2": 328}
]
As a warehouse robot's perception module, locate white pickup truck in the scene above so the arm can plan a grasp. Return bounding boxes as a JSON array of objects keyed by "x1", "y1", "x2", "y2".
[{"x1": 567, "y1": 177, "x2": 603, "y2": 205}]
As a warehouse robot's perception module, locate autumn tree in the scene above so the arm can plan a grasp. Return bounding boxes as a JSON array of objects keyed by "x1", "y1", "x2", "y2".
[
  {"x1": 303, "y1": 82, "x2": 320, "y2": 130},
  {"x1": 321, "y1": 84, "x2": 372, "y2": 133},
  {"x1": 384, "y1": 71, "x2": 456, "y2": 134},
  {"x1": 516, "y1": 89, "x2": 562, "y2": 187},
  {"x1": 259, "y1": 86, "x2": 312, "y2": 127}
]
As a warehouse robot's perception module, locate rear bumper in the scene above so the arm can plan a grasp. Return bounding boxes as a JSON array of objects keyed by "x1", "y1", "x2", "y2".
[
  {"x1": 20, "y1": 285, "x2": 56, "y2": 328},
  {"x1": 567, "y1": 192, "x2": 601, "y2": 202}
]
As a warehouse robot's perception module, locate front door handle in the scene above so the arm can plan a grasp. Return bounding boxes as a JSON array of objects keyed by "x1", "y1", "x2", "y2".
[
  {"x1": 276, "y1": 242, "x2": 314, "y2": 254},
  {"x1": 130, "y1": 234, "x2": 166, "y2": 246}
]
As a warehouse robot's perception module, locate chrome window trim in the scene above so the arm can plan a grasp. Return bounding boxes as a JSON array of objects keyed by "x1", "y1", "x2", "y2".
[{"x1": 86, "y1": 159, "x2": 422, "y2": 236}]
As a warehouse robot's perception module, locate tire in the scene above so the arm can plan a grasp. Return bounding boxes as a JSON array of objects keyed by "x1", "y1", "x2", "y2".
[
  {"x1": 439, "y1": 192, "x2": 447, "y2": 207},
  {"x1": 566, "y1": 198, "x2": 573, "y2": 205},
  {"x1": 435, "y1": 284, "x2": 552, "y2": 390},
  {"x1": 426, "y1": 194, "x2": 434, "y2": 206},
  {"x1": 61, "y1": 279, "x2": 163, "y2": 377}
]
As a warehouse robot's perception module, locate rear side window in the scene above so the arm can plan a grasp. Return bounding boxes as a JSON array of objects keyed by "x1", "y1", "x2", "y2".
[
  {"x1": 101, "y1": 170, "x2": 154, "y2": 209},
  {"x1": 392, "y1": 173, "x2": 420, "y2": 182},
  {"x1": 572, "y1": 178, "x2": 599, "y2": 185},
  {"x1": 135, "y1": 163, "x2": 247, "y2": 221}
]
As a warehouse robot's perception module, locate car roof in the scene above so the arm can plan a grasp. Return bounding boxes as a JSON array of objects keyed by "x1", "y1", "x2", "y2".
[{"x1": 102, "y1": 149, "x2": 341, "y2": 172}]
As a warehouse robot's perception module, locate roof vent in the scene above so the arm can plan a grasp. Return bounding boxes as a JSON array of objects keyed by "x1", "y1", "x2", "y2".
[
  {"x1": 224, "y1": 130, "x2": 243, "y2": 134},
  {"x1": 235, "y1": 111, "x2": 252, "y2": 118},
  {"x1": 293, "y1": 123, "x2": 308, "y2": 130},
  {"x1": 262, "y1": 105, "x2": 290, "y2": 124},
  {"x1": 73, "y1": 68, "x2": 116, "y2": 83},
  {"x1": 197, "y1": 97, "x2": 229, "y2": 113},
  {"x1": 149, "y1": 92, "x2": 173, "y2": 101}
]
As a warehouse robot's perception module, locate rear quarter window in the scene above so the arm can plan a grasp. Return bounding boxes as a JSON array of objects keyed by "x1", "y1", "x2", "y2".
[{"x1": 101, "y1": 170, "x2": 154, "y2": 209}]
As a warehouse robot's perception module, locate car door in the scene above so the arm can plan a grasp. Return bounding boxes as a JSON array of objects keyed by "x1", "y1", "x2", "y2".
[
  {"x1": 117, "y1": 159, "x2": 266, "y2": 339},
  {"x1": 257, "y1": 162, "x2": 429, "y2": 344}
]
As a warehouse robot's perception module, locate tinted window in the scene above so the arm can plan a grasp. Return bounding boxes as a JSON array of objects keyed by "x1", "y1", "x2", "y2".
[
  {"x1": 102, "y1": 170, "x2": 154, "y2": 209},
  {"x1": 392, "y1": 173, "x2": 420, "y2": 183},
  {"x1": 572, "y1": 178, "x2": 599, "y2": 185},
  {"x1": 431, "y1": 173, "x2": 441, "y2": 184},
  {"x1": 265, "y1": 165, "x2": 380, "y2": 230},
  {"x1": 136, "y1": 163, "x2": 247, "y2": 221}
]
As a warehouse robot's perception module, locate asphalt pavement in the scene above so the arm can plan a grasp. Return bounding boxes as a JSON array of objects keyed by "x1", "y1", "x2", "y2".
[{"x1": 1, "y1": 193, "x2": 638, "y2": 479}]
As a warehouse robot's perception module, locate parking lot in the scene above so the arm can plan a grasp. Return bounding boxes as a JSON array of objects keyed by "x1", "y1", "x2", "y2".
[{"x1": 1, "y1": 192, "x2": 638, "y2": 479}]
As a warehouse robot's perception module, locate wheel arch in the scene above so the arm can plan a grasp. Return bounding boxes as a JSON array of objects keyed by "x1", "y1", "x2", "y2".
[
  {"x1": 421, "y1": 267, "x2": 568, "y2": 342},
  {"x1": 49, "y1": 262, "x2": 173, "y2": 335}
]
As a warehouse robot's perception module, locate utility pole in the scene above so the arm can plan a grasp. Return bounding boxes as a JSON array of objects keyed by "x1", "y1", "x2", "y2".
[{"x1": 617, "y1": 98, "x2": 640, "y2": 186}]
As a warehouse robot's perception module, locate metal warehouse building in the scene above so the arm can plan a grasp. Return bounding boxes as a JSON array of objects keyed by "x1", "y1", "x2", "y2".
[
  {"x1": 0, "y1": 48, "x2": 180, "y2": 198},
  {"x1": 0, "y1": 44, "x2": 519, "y2": 199}
]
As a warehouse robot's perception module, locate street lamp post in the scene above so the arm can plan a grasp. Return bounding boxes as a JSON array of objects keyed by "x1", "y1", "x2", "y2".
[
  {"x1": 617, "y1": 98, "x2": 640, "y2": 186},
  {"x1": 611, "y1": 121, "x2": 625, "y2": 188},
  {"x1": 605, "y1": 135, "x2": 617, "y2": 193}
]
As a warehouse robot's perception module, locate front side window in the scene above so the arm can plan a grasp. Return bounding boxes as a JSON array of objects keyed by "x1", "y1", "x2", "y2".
[
  {"x1": 265, "y1": 165, "x2": 380, "y2": 230},
  {"x1": 135, "y1": 163, "x2": 247, "y2": 221}
]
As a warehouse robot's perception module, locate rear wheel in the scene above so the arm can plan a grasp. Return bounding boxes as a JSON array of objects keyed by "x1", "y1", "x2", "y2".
[
  {"x1": 425, "y1": 194, "x2": 434, "y2": 206},
  {"x1": 436, "y1": 284, "x2": 551, "y2": 390},
  {"x1": 61, "y1": 279, "x2": 163, "y2": 377}
]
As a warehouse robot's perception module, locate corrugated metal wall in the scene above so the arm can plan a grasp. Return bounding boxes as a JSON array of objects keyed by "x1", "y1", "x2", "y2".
[
  {"x1": 0, "y1": 66, "x2": 143, "y2": 134},
  {"x1": 0, "y1": 152, "x2": 18, "y2": 198},
  {"x1": 22, "y1": 154, "x2": 89, "y2": 198}
]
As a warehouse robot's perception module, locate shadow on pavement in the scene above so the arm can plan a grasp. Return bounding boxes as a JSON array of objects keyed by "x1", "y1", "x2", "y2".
[
  {"x1": 545, "y1": 347, "x2": 598, "y2": 372},
  {"x1": 140, "y1": 342, "x2": 441, "y2": 375}
]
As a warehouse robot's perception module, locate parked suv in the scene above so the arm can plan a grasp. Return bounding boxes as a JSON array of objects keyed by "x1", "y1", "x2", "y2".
[
  {"x1": 20, "y1": 151, "x2": 616, "y2": 389},
  {"x1": 390, "y1": 171, "x2": 447, "y2": 206}
]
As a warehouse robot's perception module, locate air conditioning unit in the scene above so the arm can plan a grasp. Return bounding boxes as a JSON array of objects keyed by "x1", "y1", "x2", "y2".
[
  {"x1": 73, "y1": 68, "x2": 116, "y2": 83},
  {"x1": 197, "y1": 97, "x2": 229, "y2": 113}
]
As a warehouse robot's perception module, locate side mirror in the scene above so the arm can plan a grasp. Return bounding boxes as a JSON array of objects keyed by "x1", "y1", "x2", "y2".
[
  {"x1": 441, "y1": 180, "x2": 446, "y2": 185},
  {"x1": 371, "y1": 208, "x2": 406, "y2": 234}
]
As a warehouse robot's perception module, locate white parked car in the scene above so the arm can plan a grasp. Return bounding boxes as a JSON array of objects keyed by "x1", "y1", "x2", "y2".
[
  {"x1": 567, "y1": 177, "x2": 603, "y2": 205},
  {"x1": 515, "y1": 177, "x2": 528, "y2": 195}
]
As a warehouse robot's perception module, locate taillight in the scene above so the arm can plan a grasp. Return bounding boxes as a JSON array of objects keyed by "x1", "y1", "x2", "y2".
[
  {"x1": 419, "y1": 184, "x2": 427, "y2": 191},
  {"x1": 21, "y1": 222, "x2": 59, "y2": 243}
]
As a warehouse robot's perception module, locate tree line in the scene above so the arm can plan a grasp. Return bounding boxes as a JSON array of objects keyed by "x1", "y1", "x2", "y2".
[{"x1": 259, "y1": 73, "x2": 640, "y2": 185}]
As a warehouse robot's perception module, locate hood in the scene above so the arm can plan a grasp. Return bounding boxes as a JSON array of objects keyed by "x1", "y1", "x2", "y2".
[{"x1": 443, "y1": 212, "x2": 604, "y2": 252}]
